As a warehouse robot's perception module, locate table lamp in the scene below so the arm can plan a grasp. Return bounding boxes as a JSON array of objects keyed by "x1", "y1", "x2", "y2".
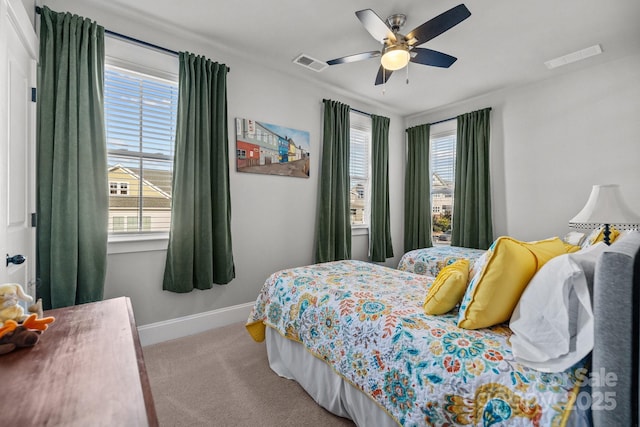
[{"x1": 569, "y1": 184, "x2": 640, "y2": 245}]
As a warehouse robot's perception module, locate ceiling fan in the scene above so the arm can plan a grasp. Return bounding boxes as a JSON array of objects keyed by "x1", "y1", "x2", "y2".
[{"x1": 326, "y1": 4, "x2": 471, "y2": 85}]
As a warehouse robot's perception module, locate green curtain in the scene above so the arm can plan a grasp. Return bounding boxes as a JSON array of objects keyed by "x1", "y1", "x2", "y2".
[
  {"x1": 315, "y1": 100, "x2": 351, "y2": 263},
  {"x1": 452, "y1": 108, "x2": 493, "y2": 249},
  {"x1": 163, "y1": 53, "x2": 234, "y2": 292},
  {"x1": 36, "y1": 7, "x2": 107, "y2": 309},
  {"x1": 404, "y1": 124, "x2": 432, "y2": 253},
  {"x1": 370, "y1": 114, "x2": 394, "y2": 262}
]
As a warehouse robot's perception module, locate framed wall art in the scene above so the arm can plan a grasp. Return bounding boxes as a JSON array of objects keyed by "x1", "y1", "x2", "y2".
[{"x1": 235, "y1": 118, "x2": 310, "y2": 178}]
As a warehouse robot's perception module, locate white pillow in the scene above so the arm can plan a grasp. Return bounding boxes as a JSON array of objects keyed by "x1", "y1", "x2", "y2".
[
  {"x1": 509, "y1": 243, "x2": 606, "y2": 372},
  {"x1": 563, "y1": 231, "x2": 586, "y2": 246},
  {"x1": 581, "y1": 227, "x2": 603, "y2": 249}
]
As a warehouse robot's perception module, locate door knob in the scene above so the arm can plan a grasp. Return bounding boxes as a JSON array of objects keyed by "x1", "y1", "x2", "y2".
[{"x1": 6, "y1": 254, "x2": 26, "y2": 266}]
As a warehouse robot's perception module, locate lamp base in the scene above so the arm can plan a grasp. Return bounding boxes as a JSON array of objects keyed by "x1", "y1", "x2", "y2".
[{"x1": 604, "y1": 224, "x2": 611, "y2": 245}]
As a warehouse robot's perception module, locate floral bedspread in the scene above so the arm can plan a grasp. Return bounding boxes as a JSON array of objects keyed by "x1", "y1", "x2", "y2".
[
  {"x1": 398, "y1": 246, "x2": 486, "y2": 277},
  {"x1": 247, "y1": 260, "x2": 581, "y2": 426}
]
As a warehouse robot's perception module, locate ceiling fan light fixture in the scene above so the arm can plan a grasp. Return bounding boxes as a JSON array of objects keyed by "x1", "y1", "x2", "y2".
[
  {"x1": 327, "y1": 5, "x2": 471, "y2": 85},
  {"x1": 381, "y1": 45, "x2": 410, "y2": 71}
]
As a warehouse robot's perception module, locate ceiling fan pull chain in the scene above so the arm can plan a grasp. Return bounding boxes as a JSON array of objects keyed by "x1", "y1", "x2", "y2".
[{"x1": 406, "y1": 62, "x2": 409, "y2": 84}]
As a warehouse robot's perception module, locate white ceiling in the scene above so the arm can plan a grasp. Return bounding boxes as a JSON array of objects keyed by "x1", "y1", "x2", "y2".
[{"x1": 87, "y1": 0, "x2": 640, "y2": 116}]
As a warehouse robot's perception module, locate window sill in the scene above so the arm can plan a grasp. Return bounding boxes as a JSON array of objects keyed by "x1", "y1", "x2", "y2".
[
  {"x1": 352, "y1": 226, "x2": 369, "y2": 236},
  {"x1": 107, "y1": 233, "x2": 169, "y2": 254}
]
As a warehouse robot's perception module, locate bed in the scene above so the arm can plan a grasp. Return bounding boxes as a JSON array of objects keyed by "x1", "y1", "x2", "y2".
[{"x1": 246, "y1": 232, "x2": 640, "y2": 427}]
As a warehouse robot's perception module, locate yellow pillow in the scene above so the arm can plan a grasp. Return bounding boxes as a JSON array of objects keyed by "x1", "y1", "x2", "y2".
[
  {"x1": 457, "y1": 237, "x2": 568, "y2": 329},
  {"x1": 423, "y1": 259, "x2": 470, "y2": 315},
  {"x1": 521, "y1": 237, "x2": 572, "y2": 270},
  {"x1": 563, "y1": 242, "x2": 582, "y2": 253},
  {"x1": 589, "y1": 226, "x2": 620, "y2": 245}
]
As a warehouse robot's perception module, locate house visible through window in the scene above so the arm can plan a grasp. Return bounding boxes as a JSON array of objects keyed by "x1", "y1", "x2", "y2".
[
  {"x1": 109, "y1": 182, "x2": 129, "y2": 195},
  {"x1": 349, "y1": 113, "x2": 371, "y2": 228},
  {"x1": 105, "y1": 65, "x2": 178, "y2": 233},
  {"x1": 430, "y1": 122, "x2": 457, "y2": 245}
]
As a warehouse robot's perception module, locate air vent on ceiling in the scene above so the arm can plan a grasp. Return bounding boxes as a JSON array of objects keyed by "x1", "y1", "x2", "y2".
[
  {"x1": 544, "y1": 44, "x2": 603, "y2": 70},
  {"x1": 293, "y1": 54, "x2": 329, "y2": 72}
]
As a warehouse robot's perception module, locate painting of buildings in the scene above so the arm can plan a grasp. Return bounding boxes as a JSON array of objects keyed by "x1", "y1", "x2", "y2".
[{"x1": 236, "y1": 118, "x2": 310, "y2": 178}]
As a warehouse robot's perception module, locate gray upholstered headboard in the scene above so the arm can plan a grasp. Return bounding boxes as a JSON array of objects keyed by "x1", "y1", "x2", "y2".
[{"x1": 592, "y1": 231, "x2": 640, "y2": 427}]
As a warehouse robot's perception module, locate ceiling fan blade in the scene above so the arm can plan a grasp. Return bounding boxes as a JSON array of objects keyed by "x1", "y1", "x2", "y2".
[
  {"x1": 355, "y1": 9, "x2": 397, "y2": 44},
  {"x1": 410, "y1": 48, "x2": 457, "y2": 68},
  {"x1": 405, "y1": 4, "x2": 471, "y2": 47},
  {"x1": 374, "y1": 66, "x2": 393, "y2": 86},
  {"x1": 326, "y1": 51, "x2": 381, "y2": 66}
]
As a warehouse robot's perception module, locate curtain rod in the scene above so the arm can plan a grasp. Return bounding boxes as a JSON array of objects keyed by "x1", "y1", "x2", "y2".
[
  {"x1": 36, "y1": 6, "x2": 178, "y2": 56},
  {"x1": 429, "y1": 116, "x2": 456, "y2": 126},
  {"x1": 35, "y1": 6, "x2": 230, "y2": 71},
  {"x1": 406, "y1": 116, "x2": 456, "y2": 132},
  {"x1": 352, "y1": 108, "x2": 372, "y2": 117},
  {"x1": 109, "y1": 31, "x2": 180, "y2": 58},
  {"x1": 322, "y1": 99, "x2": 372, "y2": 117},
  {"x1": 428, "y1": 107, "x2": 493, "y2": 126}
]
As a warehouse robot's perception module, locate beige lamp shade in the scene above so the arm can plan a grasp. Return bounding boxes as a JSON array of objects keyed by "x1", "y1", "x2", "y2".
[{"x1": 569, "y1": 184, "x2": 640, "y2": 230}]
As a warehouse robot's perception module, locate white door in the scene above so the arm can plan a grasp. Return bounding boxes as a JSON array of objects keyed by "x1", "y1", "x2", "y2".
[{"x1": 0, "y1": 0, "x2": 38, "y2": 301}]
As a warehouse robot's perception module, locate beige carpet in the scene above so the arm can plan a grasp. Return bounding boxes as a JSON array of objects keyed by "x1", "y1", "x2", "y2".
[{"x1": 143, "y1": 322, "x2": 355, "y2": 427}]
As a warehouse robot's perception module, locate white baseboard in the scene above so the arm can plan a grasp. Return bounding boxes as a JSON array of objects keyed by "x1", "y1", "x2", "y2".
[{"x1": 137, "y1": 301, "x2": 254, "y2": 347}]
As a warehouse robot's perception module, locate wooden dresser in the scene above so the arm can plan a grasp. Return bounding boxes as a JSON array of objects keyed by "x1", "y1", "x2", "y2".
[{"x1": 0, "y1": 297, "x2": 158, "y2": 426}]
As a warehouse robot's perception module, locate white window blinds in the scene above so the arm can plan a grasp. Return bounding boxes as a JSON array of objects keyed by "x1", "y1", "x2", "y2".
[
  {"x1": 350, "y1": 113, "x2": 371, "y2": 227},
  {"x1": 430, "y1": 128, "x2": 457, "y2": 243},
  {"x1": 105, "y1": 65, "x2": 178, "y2": 233},
  {"x1": 431, "y1": 131, "x2": 456, "y2": 185}
]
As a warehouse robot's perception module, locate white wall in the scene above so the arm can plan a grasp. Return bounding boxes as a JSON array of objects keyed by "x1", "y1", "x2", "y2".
[
  {"x1": 407, "y1": 52, "x2": 640, "y2": 242},
  {"x1": 36, "y1": 2, "x2": 640, "y2": 328},
  {"x1": 43, "y1": 0, "x2": 405, "y2": 326}
]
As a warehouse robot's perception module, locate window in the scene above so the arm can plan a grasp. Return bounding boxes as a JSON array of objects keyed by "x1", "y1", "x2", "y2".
[
  {"x1": 109, "y1": 182, "x2": 129, "y2": 195},
  {"x1": 105, "y1": 65, "x2": 178, "y2": 234},
  {"x1": 126, "y1": 216, "x2": 137, "y2": 231},
  {"x1": 119, "y1": 182, "x2": 129, "y2": 195},
  {"x1": 349, "y1": 113, "x2": 371, "y2": 228},
  {"x1": 430, "y1": 122, "x2": 457, "y2": 245},
  {"x1": 112, "y1": 216, "x2": 125, "y2": 232}
]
